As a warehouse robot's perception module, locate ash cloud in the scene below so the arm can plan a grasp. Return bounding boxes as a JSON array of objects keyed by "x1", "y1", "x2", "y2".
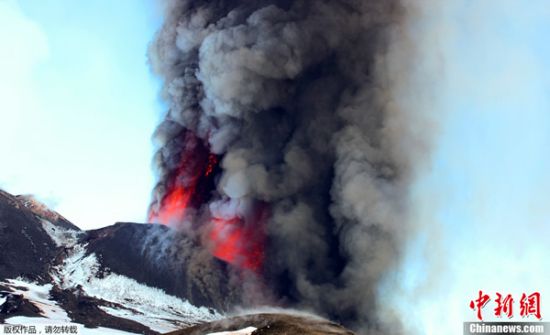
[{"x1": 148, "y1": 0, "x2": 431, "y2": 332}]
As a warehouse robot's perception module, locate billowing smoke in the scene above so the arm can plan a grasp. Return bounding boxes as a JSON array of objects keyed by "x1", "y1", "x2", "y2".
[{"x1": 147, "y1": 0, "x2": 430, "y2": 332}]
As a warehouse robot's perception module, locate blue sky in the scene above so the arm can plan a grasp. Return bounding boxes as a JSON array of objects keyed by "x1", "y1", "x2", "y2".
[
  {"x1": 0, "y1": 0, "x2": 162, "y2": 229},
  {"x1": 390, "y1": 1, "x2": 550, "y2": 332}
]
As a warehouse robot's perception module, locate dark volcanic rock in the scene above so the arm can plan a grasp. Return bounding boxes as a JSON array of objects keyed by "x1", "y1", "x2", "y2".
[
  {"x1": 49, "y1": 286, "x2": 158, "y2": 335},
  {"x1": 14, "y1": 193, "x2": 80, "y2": 231},
  {"x1": 167, "y1": 313, "x2": 356, "y2": 335},
  {"x1": 0, "y1": 190, "x2": 59, "y2": 282},
  {"x1": 84, "y1": 222, "x2": 239, "y2": 311},
  {"x1": 0, "y1": 291, "x2": 43, "y2": 323}
]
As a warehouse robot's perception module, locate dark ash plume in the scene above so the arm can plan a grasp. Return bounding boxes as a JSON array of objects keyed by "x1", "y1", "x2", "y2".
[{"x1": 148, "y1": 0, "x2": 428, "y2": 332}]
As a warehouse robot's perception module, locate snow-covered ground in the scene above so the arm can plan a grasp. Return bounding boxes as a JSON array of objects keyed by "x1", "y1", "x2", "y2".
[
  {"x1": 40, "y1": 219, "x2": 82, "y2": 248},
  {"x1": 2, "y1": 217, "x2": 222, "y2": 333},
  {"x1": 51, "y1": 245, "x2": 221, "y2": 332},
  {"x1": 1, "y1": 279, "x2": 70, "y2": 322},
  {"x1": 0, "y1": 279, "x2": 137, "y2": 335}
]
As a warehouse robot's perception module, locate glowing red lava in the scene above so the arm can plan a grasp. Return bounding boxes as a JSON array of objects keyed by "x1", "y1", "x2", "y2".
[
  {"x1": 209, "y1": 213, "x2": 265, "y2": 272},
  {"x1": 148, "y1": 132, "x2": 214, "y2": 225},
  {"x1": 151, "y1": 184, "x2": 192, "y2": 225},
  {"x1": 149, "y1": 131, "x2": 267, "y2": 272}
]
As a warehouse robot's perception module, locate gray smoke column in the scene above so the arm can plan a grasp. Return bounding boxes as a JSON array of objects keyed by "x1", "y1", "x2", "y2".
[{"x1": 148, "y1": 0, "x2": 430, "y2": 332}]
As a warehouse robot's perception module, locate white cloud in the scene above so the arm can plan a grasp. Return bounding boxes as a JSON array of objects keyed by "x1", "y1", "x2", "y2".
[{"x1": 0, "y1": 0, "x2": 49, "y2": 150}]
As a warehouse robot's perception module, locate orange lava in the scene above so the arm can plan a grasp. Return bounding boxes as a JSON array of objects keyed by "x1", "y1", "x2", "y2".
[
  {"x1": 148, "y1": 132, "x2": 207, "y2": 225},
  {"x1": 209, "y1": 215, "x2": 264, "y2": 272},
  {"x1": 205, "y1": 154, "x2": 217, "y2": 177},
  {"x1": 151, "y1": 184, "x2": 193, "y2": 225},
  {"x1": 149, "y1": 131, "x2": 266, "y2": 272}
]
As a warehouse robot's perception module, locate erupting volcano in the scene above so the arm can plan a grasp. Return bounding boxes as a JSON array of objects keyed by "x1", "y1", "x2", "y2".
[
  {"x1": 148, "y1": 129, "x2": 266, "y2": 272},
  {"x1": 147, "y1": 0, "x2": 428, "y2": 331}
]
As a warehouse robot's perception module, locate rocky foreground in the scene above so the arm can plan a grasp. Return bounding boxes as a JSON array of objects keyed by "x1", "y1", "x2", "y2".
[{"x1": 168, "y1": 313, "x2": 355, "y2": 335}]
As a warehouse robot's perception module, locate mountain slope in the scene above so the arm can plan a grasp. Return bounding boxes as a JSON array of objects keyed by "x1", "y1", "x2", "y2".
[
  {"x1": 0, "y1": 190, "x2": 356, "y2": 335},
  {"x1": 0, "y1": 190, "x2": 60, "y2": 282},
  {"x1": 83, "y1": 222, "x2": 237, "y2": 311},
  {"x1": 0, "y1": 189, "x2": 221, "y2": 334}
]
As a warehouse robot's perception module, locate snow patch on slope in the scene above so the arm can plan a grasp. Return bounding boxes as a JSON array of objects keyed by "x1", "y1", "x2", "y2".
[
  {"x1": 40, "y1": 219, "x2": 81, "y2": 248},
  {"x1": 1, "y1": 279, "x2": 144, "y2": 334},
  {"x1": 1, "y1": 278, "x2": 70, "y2": 322},
  {"x1": 52, "y1": 245, "x2": 221, "y2": 332}
]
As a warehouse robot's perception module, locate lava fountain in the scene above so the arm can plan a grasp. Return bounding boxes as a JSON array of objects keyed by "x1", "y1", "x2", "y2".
[{"x1": 148, "y1": 129, "x2": 266, "y2": 272}]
